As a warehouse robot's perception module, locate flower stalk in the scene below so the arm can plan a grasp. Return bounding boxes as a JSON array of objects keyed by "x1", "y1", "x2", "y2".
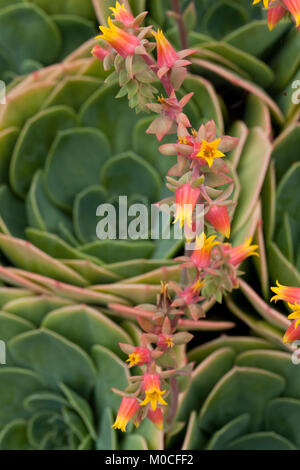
[{"x1": 93, "y1": 2, "x2": 260, "y2": 437}]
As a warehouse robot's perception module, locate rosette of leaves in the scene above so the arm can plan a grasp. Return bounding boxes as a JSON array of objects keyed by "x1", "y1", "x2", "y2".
[
  {"x1": 169, "y1": 335, "x2": 300, "y2": 450},
  {"x1": 0, "y1": 0, "x2": 98, "y2": 82},
  {"x1": 0, "y1": 290, "x2": 163, "y2": 450}
]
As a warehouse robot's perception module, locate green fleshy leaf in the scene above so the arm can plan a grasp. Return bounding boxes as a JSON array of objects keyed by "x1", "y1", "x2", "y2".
[
  {"x1": 80, "y1": 240, "x2": 155, "y2": 264},
  {"x1": 0, "y1": 81, "x2": 55, "y2": 130},
  {"x1": 79, "y1": 83, "x2": 141, "y2": 153},
  {"x1": 232, "y1": 127, "x2": 271, "y2": 235},
  {"x1": 202, "y1": 1, "x2": 247, "y2": 39},
  {"x1": 101, "y1": 151, "x2": 161, "y2": 202},
  {"x1": 43, "y1": 76, "x2": 101, "y2": 111},
  {"x1": 267, "y1": 241, "x2": 300, "y2": 287},
  {"x1": 0, "y1": 127, "x2": 18, "y2": 184},
  {"x1": 226, "y1": 431, "x2": 297, "y2": 450},
  {"x1": 0, "y1": 368, "x2": 44, "y2": 425},
  {"x1": 199, "y1": 367, "x2": 285, "y2": 433},
  {"x1": 188, "y1": 335, "x2": 273, "y2": 363},
  {"x1": 8, "y1": 329, "x2": 97, "y2": 398},
  {"x1": 26, "y1": 171, "x2": 74, "y2": 236},
  {"x1": 60, "y1": 383, "x2": 96, "y2": 440},
  {"x1": 0, "y1": 287, "x2": 34, "y2": 308},
  {"x1": 121, "y1": 435, "x2": 148, "y2": 450},
  {"x1": 177, "y1": 347, "x2": 235, "y2": 423},
  {"x1": 10, "y1": 105, "x2": 77, "y2": 197},
  {"x1": 53, "y1": 14, "x2": 96, "y2": 60},
  {"x1": 44, "y1": 127, "x2": 111, "y2": 211},
  {"x1": 223, "y1": 20, "x2": 289, "y2": 57},
  {"x1": 0, "y1": 419, "x2": 30, "y2": 450},
  {"x1": 42, "y1": 304, "x2": 132, "y2": 358},
  {"x1": 3, "y1": 295, "x2": 73, "y2": 326},
  {"x1": 0, "y1": 311, "x2": 34, "y2": 341},
  {"x1": 202, "y1": 41, "x2": 274, "y2": 88},
  {"x1": 96, "y1": 407, "x2": 117, "y2": 451},
  {"x1": 0, "y1": 185, "x2": 27, "y2": 238},
  {"x1": 24, "y1": 391, "x2": 69, "y2": 413},
  {"x1": 25, "y1": 0, "x2": 95, "y2": 19},
  {"x1": 91, "y1": 345, "x2": 129, "y2": 414},
  {"x1": 235, "y1": 350, "x2": 300, "y2": 400},
  {"x1": 0, "y1": 4, "x2": 61, "y2": 72},
  {"x1": 206, "y1": 414, "x2": 250, "y2": 450},
  {"x1": 73, "y1": 185, "x2": 108, "y2": 244},
  {"x1": 265, "y1": 398, "x2": 300, "y2": 448},
  {"x1": 0, "y1": 233, "x2": 89, "y2": 287}
]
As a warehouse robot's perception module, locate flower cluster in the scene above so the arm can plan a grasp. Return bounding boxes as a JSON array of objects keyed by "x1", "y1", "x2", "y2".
[
  {"x1": 112, "y1": 284, "x2": 193, "y2": 432},
  {"x1": 252, "y1": 0, "x2": 300, "y2": 30},
  {"x1": 94, "y1": 2, "x2": 260, "y2": 433},
  {"x1": 271, "y1": 282, "x2": 300, "y2": 343}
]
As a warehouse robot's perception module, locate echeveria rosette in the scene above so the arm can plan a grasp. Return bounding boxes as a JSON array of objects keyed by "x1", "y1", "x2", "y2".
[
  {"x1": 0, "y1": 296, "x2": 163, "y2": 450},
  {"x1": 0, "y1": 0, "x2": 98, "y2": 83},
  {"x1": 171, "y1": 335, "x2": 300, "y2": 450}
]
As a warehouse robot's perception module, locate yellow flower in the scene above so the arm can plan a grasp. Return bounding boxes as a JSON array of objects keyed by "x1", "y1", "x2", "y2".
[
  {"x1": 191, "y1": 232, "x2": 220, "y2": 268},
  {"x1": 140, "y1": 374, "x2": 167, "y2": 411},
  {"x1": 252, "y1": 0, "x2": 270, "y2": 8},
  {"x1": 109, "y1": 1, "x2": 135, "y2": 24},
  {"x1": 196, "y1": 139, "x2": 225, "y2": 168},
  {"x1": 288, "y1": 302, "x2": 300, "y2": 328},
  {"x1": 112, "y1": 397, "x2": 140, "y2": 432}
]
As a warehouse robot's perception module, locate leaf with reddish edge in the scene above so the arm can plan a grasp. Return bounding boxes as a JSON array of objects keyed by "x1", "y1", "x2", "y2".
[
  {"x1": 191, "y1": 57, "x2": 284, "y2": 124},
  {"x1": 90, "y1": 283, "x2": 162, "y2": 304},
  {"x1": 238, "y1": 279, "x2": 289, "y2": 331},
  {"x1": 177, "y1": 319, "x2": 235, "y2": 332},
  {"x1": 225, "y1": 296, "x2": 293, "y2": 352},
  {"x1": 0, "y1": 234, "x2": 89, "y2": 287},
  {"x1": 5, "y1": 269, "x2": 130, "y2": 306}
]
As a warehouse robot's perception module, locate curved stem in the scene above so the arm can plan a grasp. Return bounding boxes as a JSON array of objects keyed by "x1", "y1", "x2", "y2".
[{"x1": 171, "y1": 0, "x2": 188, "y2": 49}]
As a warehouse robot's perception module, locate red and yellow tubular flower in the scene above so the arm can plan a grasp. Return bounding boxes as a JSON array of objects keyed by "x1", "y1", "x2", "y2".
[
  {"x1": 287, "y1": 302, "x2": 300, "y2": 328},
  {"x1": 194, "y1": 138, "x2": 225, "y2": 168},
  {"x1": 96, "y1": 17, "x2": 140, "y2": 58},
  {"x1": 147, "y1": 408, "x2": 164, "y2": 430},
  {"x1": 92, "y1": 44, "x2": 109, "y2": 61},
  {"x1": 267, "y1": 3, "x2": 286, "y2": 29},
  {"x1": 223, "y1": 237, "x2": 259, "y2": 267},
  {"x1": 180, "y1": 278, "x2": 204, "y2": 305},
  {"x1": 191, "y1": 232, "x2": 220, "y2": 269},
  {"x1": 283, "y1": 0, "x2": 300, "y2": 26},
  {"x1": 157, "y1": 334, "x2": 174, "y2": 351},
  {"x1": 283, "y1": 321, "x2": 300, "y2": 343},
  {"x1": 113, "y1": 397, "x2": 140, "y2": 432},
  {"x1": 126, "y1": 346, "x2": 152, "y2": 367},
  {"x1": 110, "y1": 1, "x2": 135, "y2": 25},
  {"x1": 252, "y1": 0, "x2": 270, "y2": 7},
  {"x1": 140, "y1": 374, "x2": 167, "y2": 411},
  {"x1": 205, "y1": 205, "x2": 231, "y2": 239},
  {"x1": 174, "y1": 184, "x2": 200, "y2": 229},
  {"x1": 152, "y1": 29, "x2": 179, "y2": 69},
  {"x1": 271, "y1": 282, "x2": 300, "y2": 304}
]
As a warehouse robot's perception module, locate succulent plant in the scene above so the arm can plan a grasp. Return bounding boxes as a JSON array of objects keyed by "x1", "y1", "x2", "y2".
[
  {"x1": 0, "y1": 0, "x2": 97, "y2": 82},
  {"x1": 0, "y1": 0, "x2": 299, "y2": 451},
  {"x1": 0, "y1": 290, "x2": 164, "y2": 449},
  {"x1": 171, "y1": 335, "x2": 300, "y2": 450}
]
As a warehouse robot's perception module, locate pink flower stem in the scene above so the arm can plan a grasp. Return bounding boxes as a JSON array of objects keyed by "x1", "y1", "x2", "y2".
[
  {"x1": 171, "y1": 0, "x2": 188, "y2": 49},
  {"x1": 141, "y1": 53, "x2": 174, "y2": 96},
  {"x1": 167, "y1": 376, "x2": 180, "y2": 426}
]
